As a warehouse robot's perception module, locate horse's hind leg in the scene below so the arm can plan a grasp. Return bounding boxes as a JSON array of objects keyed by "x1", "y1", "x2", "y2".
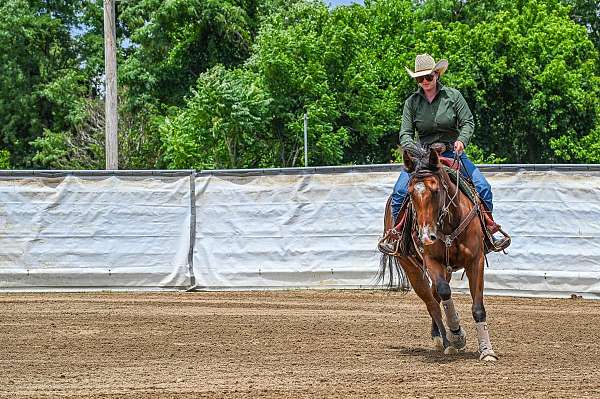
[
  {"x1": 466, "y1": 254, "x2": 498, "y2": 361},
  {"x1": 430, "y1": 288, "x2": 443, "y2": 350},
  {"x1": 430, "y1": 318, "x2": 443, "y2": 351}
]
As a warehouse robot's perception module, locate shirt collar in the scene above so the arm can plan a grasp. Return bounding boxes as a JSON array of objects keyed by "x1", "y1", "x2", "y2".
[{"x1": 417, "y1": 82, "x2": 445, "y2": 100}]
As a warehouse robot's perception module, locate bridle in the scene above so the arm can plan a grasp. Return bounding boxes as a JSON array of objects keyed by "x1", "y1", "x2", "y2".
[
  {"x1": 411, "y1": 169, "x2": 454, "y2": 239},
  {"x1": 410, "y1": 155, "x2": 480, "y2": 273}
]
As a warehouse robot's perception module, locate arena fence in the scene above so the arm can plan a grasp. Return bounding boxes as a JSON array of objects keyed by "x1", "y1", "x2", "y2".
[{"x1": 0, "y1": 165, "x2": 598, "y2": 299}]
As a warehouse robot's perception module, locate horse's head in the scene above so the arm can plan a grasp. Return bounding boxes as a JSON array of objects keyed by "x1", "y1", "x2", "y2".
[{"x1": 404, "y1": 147, "x2": 445, "y2": 246}]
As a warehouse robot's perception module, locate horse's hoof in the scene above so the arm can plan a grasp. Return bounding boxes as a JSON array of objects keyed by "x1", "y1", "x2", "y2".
[
  {"x1": 479, "y1": 349, "x2": 498, "y2": 361},
  {"x1": 432, "y1": 336, "x2": 444, "y2": 351},
  {"x1": 448, "y1": 327, "x2": 467, "y2": 351},
  {"x1": 444, "y1": 346, "x2": 458, "y2": 355}
]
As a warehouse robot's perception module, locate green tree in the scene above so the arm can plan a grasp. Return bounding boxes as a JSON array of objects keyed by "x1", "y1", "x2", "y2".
[
  {"x1": 27, "y1": 0, "x2": 271, "y2": 169},
  {"x1": 3, "y1": 0, "x2": 600, "y2": 169},
  {"x1": 565, "y1": 0, "x2": 600, "y2": 51},
  {"x1": 0, "y1": 149, "x2": 10, "y2": 169},
  {"x1": 245, "y1": 0, "x2": 410, "y2": 166},
  {"x1": 417, "y1": 0, "x2": 599, "y2": 163},
  {"x1": 251, "y1": 1, "x2": 344, "y2": 166},
  {"x1": 113, "y1": 0, "x2": 271, "y2": 168},
  {"x1": 550, "y1": 109, "x2": 600, "y2": 162},
  {"x1": 161, "y1": 65, "x2": 272, "y2": 169},
  {"x1": 118, "y1": 0, "x2": 259, "y2": 109},
  {"x1": 0, "y1": 0, "x2": 90, "y2": 167}
]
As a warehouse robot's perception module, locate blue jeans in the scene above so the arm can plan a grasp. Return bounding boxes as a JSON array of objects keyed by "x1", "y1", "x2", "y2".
[{"x1": 391, "y1": 151, "x2": 493, "y2": 221}]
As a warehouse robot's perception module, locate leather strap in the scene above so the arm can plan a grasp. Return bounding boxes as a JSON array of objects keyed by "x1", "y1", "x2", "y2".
[{"x1": 437, "y1": 201, "x2": 480, "y2": 247}]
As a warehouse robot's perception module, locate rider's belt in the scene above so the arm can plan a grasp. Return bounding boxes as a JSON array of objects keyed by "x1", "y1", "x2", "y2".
[{"x1": 423, "y1": 141, "x2": 455, "y2": 153}]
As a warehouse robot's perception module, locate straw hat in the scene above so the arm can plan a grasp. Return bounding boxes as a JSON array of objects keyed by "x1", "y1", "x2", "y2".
[{"x1": 405, "y1": 54, "x2": 448, "y2": 78}]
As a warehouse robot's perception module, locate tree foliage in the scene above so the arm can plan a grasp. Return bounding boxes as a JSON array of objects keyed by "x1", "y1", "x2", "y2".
[
  {"x1": 433, "y1": 0, "x2": 600, "y2": 162},
  {"x1": 161, "y1": 65, "x2": 272, "y2": 169},
  {"x1": 0, "y1": 0, "x2": 599, "y2": 169},
  {"x1": 0, "y1": 0, "x2": 88, "y2": 167},
  {"x1": 565, "y1": 0, "x2": 600, "y2": 51}
]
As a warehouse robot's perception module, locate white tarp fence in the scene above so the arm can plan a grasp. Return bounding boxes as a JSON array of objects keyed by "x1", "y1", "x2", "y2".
[
  {"x1": 193, "y1": 166, "x2": 600, "y2": 299},
  {"x1": 0, "y1": 172, "x2": 193, "y2": 291},
  {"x1": 0, "y1": 166, "x2": 599, "y2": 298}
]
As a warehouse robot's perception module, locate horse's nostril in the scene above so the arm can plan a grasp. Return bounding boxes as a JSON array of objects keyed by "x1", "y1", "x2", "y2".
[{"x1": 429, "y1": 234, "x2": 437, "y2": 241}]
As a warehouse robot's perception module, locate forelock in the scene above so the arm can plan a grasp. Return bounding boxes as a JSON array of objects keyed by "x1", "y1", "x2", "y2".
[{"x1": 412, "y1": 147, "x2": 439, "y2": 174}]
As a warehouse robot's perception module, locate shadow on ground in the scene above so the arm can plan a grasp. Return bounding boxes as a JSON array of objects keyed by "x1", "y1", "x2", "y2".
[{"x1": 385, "y1": 345, "x2": 479, "y2": 363}]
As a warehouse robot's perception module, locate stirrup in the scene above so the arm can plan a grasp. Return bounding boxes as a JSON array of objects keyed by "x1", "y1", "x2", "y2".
[
  {"x1": 490, "y1": 228, "x2": 511, "y2": 252},
  {"x1": 378, "y1": 239, "x2": 399, "y2": 256}
]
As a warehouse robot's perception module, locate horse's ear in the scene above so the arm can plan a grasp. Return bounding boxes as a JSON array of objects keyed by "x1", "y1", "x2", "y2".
[
  {"x1": 428, "y1": 148, "x2": 440, "y2": 170},
  {"x1": 403, "y1": 150, "x2": 415, "y2": 172}
]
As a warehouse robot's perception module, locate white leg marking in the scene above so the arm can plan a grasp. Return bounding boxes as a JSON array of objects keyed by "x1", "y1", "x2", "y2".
[
  {"x1": 475, "y1": 321, "x2": 498, "y2": 361},
  {"x1": 432, "y1": 336, "x2": 444, "y2": 351}
]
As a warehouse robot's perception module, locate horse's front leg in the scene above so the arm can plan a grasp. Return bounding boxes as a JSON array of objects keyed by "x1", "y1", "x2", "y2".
[
  {"x1": 399, "y1": 258, "x2": 448, "y2": 351},
  {"x1": 429, "y1": 258, "x2": 467, "y2": 354},
  {"x1": 466, "y1": 253, "x2": 498, "y2": 361},
  {"x1": 430, "y1": 289, "x2": 443, "y2": 351}
]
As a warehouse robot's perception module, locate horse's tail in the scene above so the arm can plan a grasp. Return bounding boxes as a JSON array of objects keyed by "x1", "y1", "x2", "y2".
[
  {"x1": 378, "y1": 253, "x2": 411, "y2": 292},
  {"x1": 376, "y1": 196, "x2": 411, "y2": 292}
]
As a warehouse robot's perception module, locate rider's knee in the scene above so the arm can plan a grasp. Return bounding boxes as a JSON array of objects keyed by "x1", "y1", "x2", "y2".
[
  {"x1": 471, "y1": 170, "x2": 494, "y2": 210},
  {"x1": 393, "y1": 175, "x2": 409, "y2": 195},
  {"x1": 391, "y1": 187, "x2": 407, "y2": 204},
  {"x1": 391, "y1": 173, "x2": 410, "y2": 208}
]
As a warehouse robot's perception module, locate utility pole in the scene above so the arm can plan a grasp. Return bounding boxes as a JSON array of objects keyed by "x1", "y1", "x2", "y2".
[
  {"x1": 303, "y1": 111, "x2": 308, "y2": 167},
  {"x1": 104, "y1": 0, "x2": 118, "y2": 169}
]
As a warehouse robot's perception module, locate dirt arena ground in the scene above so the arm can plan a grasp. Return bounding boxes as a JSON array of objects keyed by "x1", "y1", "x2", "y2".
[{"x1": 0, "y1": 290, "x2": 599, "y2": 398}]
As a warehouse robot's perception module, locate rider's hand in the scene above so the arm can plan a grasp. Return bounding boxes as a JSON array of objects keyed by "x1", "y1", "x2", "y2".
[{"x1": 454, "y1": 140, "x2": 465, "y2": 155}]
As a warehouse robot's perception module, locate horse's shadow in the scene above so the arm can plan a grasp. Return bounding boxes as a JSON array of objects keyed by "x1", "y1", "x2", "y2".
[{"x1": 385, "y1": 345, "x2": 479, "y2": 363}]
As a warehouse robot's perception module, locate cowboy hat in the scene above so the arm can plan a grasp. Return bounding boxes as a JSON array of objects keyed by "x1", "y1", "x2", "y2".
[{"x1": 405, "y1": 54, "x2": 448, "y2": 78}]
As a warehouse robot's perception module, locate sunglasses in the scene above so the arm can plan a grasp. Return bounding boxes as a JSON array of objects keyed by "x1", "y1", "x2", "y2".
[{"x1": 416, "y1": 74, "x2": 435, "y2": 83}]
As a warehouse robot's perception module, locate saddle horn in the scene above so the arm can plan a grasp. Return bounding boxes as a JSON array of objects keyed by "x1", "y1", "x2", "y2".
[{"x1": 429, "y1": 142, "x2": 446, "y2": 155}]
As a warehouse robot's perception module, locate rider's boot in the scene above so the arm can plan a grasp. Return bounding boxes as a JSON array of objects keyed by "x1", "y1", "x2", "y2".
[
  {"x1": 482, "y1": 209, "x2": 510, "y2": 251},
  {"x1": 378, "y1": 210, "x2": 408, "y2": 255},
  {"x1": 378, "y1": 238, "x2": 399, "y2": 255}
]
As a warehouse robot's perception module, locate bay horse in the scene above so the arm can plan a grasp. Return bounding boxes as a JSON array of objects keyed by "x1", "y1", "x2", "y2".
[{"x1": 379, "y1": 146, "x2": 498, "y2": 361}]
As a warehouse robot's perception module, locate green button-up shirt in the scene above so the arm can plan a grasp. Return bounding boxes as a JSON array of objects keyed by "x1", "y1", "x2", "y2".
[{"x1": 399, "y1": 83, "x2": 474, "y2": 152}]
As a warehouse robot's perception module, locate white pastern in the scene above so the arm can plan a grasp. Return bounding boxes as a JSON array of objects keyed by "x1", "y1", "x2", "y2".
[{"x1": 432, "y1": 336, "x2": 444, "y2": 351}]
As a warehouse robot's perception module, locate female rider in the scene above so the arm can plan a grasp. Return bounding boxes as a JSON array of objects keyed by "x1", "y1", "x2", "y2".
[{"x1": 380, "y1": 53, "x2": 509, "y2": 254}]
